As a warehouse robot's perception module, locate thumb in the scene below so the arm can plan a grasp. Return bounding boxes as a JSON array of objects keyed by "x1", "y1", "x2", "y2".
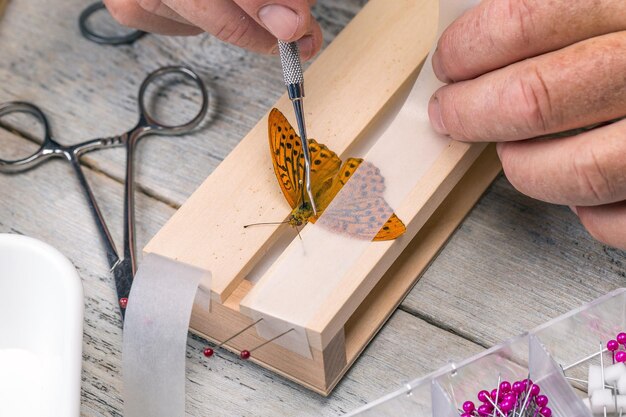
[{"x1": 236, "y1": 0, "x2": 320, "y2": 43}]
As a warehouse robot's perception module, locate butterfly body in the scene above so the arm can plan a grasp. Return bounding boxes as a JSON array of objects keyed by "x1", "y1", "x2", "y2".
[
  {"x1": 268, "y1": 108, "x2": 406, "y2": 241},
  {"x1": 288, "y1": 201, "x2": 314, "y2": 227}
]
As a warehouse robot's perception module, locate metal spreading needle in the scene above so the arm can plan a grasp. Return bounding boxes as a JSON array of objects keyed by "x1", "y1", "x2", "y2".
[{"x1": 277, "y1": 40, "x2": 317, "y2": 215}]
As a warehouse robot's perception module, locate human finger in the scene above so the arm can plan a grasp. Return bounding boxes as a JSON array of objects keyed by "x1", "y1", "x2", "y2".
[
  {"x1": 575, "y1": 202, "x2": 626, "y2": 250},
  {"x1": 163, "y1": 0, "x2": 322, "y2": 57},
  {"x1": 496, "y1": 119, "x2": 626, "y2": 207},
  {"x1": 234, "y1": 0, "x2": 319, "y2": 43},
  {"x1": 104, "y1": 0, "x2": 202, "y2": 36},
  {"x1": 432, "y1": 0, "x2": 626, "y2": 82},
  {"x1": 429, "y1": 32, "x2": 626, "y2": 141},
  {"x1": 133, "y1": 0, "x2": 192, "y2": 25}
]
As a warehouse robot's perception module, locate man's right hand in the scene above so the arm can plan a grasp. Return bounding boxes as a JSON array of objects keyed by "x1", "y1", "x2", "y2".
[{"x1": 103, "y1": 0, "x2": 322, "y2": 60}]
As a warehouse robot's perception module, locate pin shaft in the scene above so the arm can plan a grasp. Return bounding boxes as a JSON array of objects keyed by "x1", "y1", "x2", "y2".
[
  {"x1": 248, "y1": 328, "x2": 295, "y2": 353},
  {"x1": 217, "y1": 318, "x2": 263, "y2": 348}
]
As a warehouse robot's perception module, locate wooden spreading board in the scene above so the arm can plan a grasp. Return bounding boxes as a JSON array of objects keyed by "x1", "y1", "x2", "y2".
[{"x1": 145, "y1": 0, "x2": 502, "y2": 395}]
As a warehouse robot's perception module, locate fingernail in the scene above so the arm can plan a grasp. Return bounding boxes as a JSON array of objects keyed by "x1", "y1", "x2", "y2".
[
  {"x1": 569, "y1": 205, "x2": 578, "y2": 216},
  {"x1": 297, "y1": 35, "x2": 314, "y2": 60},
  {"x1": 428, "y1": 95, "x2": 448, "y2": 135},
  {"x1": 496, "y1": 142, "x2": 504, "y2": 159},
  {"x1": 431, "y1": 50, "x2": 452, "y2": 83},
  {"x1": 258, "y1": 4, "x2": 300, "y2": 40}
]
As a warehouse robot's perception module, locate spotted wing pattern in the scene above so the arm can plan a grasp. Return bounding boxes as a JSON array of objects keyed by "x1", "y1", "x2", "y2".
[
  {"x1": 268, "y1": 108, "x2": 341, "y2": 209},
  {"x1": 268, "y1": 108, "x2": 406, "y2": 241}
]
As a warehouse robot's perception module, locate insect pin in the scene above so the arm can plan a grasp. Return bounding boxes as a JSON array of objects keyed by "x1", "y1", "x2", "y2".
[
  {"x1": 240, "y1": 328, "x2": 295, "y2": 360},
  {"x1": 560, "y1": 331, "x2": 626, "y2": 416},
  {"x1": 203, "y1": 318, "x2": 264, "y2": 358}
]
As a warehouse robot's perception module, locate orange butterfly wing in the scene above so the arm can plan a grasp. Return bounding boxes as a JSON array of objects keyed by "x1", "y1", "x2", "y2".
[
  {"x1": 312, "y1": 158, "x2": 406, "y2": 241},
  {"x1": 268, "y1": 108, "x2": 341, "y2": 209},
  {"x1": 268, "y1": 108, "x2": 405, "y2": 241}
]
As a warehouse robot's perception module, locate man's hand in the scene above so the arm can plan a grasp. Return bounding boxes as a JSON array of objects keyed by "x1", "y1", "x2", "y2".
[
  {"x1": 429, "y1": 0, "x2": 626, "y2": 249},
  {"x1": 103, "y1": 0, "x2": 322, "y2": 60}
]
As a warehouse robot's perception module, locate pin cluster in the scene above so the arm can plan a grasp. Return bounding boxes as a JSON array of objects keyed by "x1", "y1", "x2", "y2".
[
  {"x1": 567, "y1": 331, "x2": 626, "y2": 415},
  {"x1": 606, "y1": 332, "x2": 626, "y2": 364},
  {"x1": 459, "y1": 379, "x2": 551, "y2": 417}
]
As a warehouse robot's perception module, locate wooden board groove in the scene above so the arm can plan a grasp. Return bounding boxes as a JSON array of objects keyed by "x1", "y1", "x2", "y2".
[
  {"x1": 144, "y1": 0, "x2": 439, "y2": 303},
  {"x1": 144, "y1": 0, "x2": 502, "y2": 394},
  {"x1": 185, "y1": 145, "x2": 501, "y2": 395}
]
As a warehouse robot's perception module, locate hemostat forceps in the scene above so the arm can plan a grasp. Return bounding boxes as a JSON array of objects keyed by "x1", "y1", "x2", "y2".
[{"x1": 0, "y1": 66, "x2": 209, "y2": 320}]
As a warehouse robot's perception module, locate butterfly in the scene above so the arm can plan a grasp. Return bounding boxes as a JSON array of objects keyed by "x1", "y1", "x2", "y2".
[{"x1": 266, "y1": 108, "x2": 406, "y2": 241}]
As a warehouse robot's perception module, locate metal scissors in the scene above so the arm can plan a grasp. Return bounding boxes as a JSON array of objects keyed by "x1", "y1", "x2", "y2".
[
  {"x1": 0, "y1": 66, "x2": 209, "y2": 319},
  {"x1": 79, "y1": 1, "x2": 145, "y2": 46}
]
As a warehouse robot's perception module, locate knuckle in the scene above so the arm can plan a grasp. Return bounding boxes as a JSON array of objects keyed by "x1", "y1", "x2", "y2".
[
  {"x1": 214, "y1": 14, "x2": 254, "y2": 48},
  {"x1": 506, "y1": 65, "x2": 556, "y2": 134},
  {"x1": 572, "y1": 147, "x2": 617, "y2": 203},
  {"x1": 504, "y1": 0, "x2": 536, "y2": 47},
  {"x1": 448, "y1": 99, "x2": 474, "y2": 140}
]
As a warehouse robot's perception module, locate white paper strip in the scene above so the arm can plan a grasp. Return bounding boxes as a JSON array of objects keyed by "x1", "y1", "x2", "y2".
[{"x1": 123, "y1": 253, "x2": 211, "y2": 417}]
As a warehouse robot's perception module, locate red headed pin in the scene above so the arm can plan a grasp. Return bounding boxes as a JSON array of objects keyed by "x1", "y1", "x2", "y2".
[{"x1": 202, "y1": 318, "x2": 263, "y2": 359}]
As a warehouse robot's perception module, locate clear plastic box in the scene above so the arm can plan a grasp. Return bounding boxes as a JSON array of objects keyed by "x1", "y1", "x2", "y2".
[{"x1": 346, "y1": 288, "x2": 626, "y2": 417}]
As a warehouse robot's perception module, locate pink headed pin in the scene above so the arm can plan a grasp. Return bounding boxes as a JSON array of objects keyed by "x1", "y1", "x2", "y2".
[{"x1": 460, "y1": 380, "x2": 550, "y2": 416}]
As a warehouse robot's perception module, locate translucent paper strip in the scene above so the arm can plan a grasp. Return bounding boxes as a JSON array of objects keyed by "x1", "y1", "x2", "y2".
[
  {"x1": 123, "y1": 253, "x2": 211, "y2": 417},
  {"x1": 243, "y1": 0, "x2": 480, "y2": 353}
]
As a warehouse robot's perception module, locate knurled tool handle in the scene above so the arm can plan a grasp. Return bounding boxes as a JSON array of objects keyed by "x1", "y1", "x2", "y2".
[{"x1": 278, "y1": 41, "x2": 305, "y2": 100}]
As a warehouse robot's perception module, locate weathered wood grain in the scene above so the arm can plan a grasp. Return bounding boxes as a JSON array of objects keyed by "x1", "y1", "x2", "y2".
[
  {"x1": 0, "y1": 0, "x2": 368, "y2": 206},
  {"x1": 1, "y1": 0, "x2": 624, "y2": 415},
  {"x1": 0, "y1": 139, "x2": 483, "y2": 416},
  {"x1": 403, "y1": 176, "x2": 626, "y2": 348}
]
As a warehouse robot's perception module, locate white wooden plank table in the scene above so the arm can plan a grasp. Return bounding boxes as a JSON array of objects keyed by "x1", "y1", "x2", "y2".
[{"x1": 0, "y1": 1, "x2": 624, "y2": 416}]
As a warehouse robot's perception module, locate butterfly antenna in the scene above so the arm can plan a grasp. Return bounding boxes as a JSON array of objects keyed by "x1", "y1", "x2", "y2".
[
  {"x1": 295, "y1": 225, "x2": 303, "y2": 241},
  {"x1": 243, "y1": 220, "x2": 290, "y2": 228}
]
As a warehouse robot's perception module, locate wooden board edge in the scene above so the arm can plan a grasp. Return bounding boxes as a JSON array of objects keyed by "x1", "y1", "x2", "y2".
[
  {"x1": 308, "y1": 141, "x2": 487, "y2": 349},
  {"x1": 143, "y1": 0, "x2": 438, "y2": 303},
  {"x1": 187, "y1": 327, "x2": 331, "y2": 396},
  {"x1": 329, "y1": 144, "x2": 502, "y2": 393},
  {"x1": 188, "y1": 145, "x2": 500, "y2": 396}
]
